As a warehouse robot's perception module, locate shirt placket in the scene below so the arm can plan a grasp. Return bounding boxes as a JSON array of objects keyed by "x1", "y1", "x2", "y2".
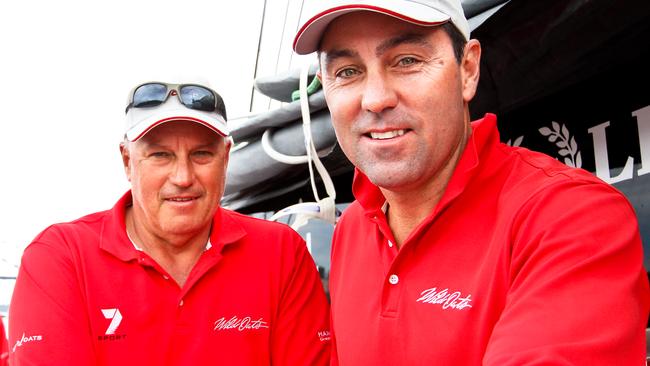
[
  {"x1": 136, "y1": 250, "x2": 224, "y2": 342},
  {"x1": 176, "y1": 250, "x2": 223, "y2": 329},
  {"x1": 371, "y1": 214, "x2": 403, "y2": 318}
]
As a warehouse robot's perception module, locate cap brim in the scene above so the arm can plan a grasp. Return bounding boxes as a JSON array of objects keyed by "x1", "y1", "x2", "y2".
[
  {"x1": 293, "y1": 0, "x2": 451, "y2": 55},
  {"x1": 126, "y1": 105, "x2": 228, "y2": 142}
]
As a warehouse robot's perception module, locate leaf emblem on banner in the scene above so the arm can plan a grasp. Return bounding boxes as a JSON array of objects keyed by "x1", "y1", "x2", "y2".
[
  {"x1": 506, "y1": 136, "x2": 524, "y2": 147},
  {"x1": 539, "y1": 122, "x2": 582, "y2": 168}
]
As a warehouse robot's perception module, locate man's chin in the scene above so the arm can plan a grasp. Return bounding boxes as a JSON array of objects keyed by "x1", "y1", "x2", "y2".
[
  {"x1": 362, "y1": 167, "x2": 418, "y2": 191},
  {"x1": 158, "y1": 218, "x2": 211, "y2": 238}
]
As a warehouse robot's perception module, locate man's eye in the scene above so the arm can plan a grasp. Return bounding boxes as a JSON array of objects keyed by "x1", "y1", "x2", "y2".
[
  {"x1": 398, "y1": 57, "x2": 419, "y2": 66},
  {"x1": 192, "y1": 151, "x2": 215, "y2": 163},
  {"x1": 150, "y1": 152, "x2": 171, "y2": 158},
  {"x1": 336, "y1": 68, "x2": 359, "y2": 78},
  {"x1": 193, "y1": 151, "x2": 213, "y2": 157}
]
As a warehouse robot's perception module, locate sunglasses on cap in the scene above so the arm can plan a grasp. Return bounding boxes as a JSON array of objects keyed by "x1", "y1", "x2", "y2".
[{"x1": 125, "y1": 82, "x2": 227, "y2": 119}]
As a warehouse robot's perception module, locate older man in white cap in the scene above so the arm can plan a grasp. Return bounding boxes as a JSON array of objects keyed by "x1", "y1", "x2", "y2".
[
  {"x1": 9, "y1": 81, "x2": 330, "y2": 365},
  {"x1": 294, "y1": 0, "x2": 649, "y2": 365}
]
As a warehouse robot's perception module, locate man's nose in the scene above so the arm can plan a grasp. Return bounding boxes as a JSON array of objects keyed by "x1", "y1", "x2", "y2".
[
  {"x1": 169, "y1": 157, "x2": 194, "y2": 187},
  {"x1": 360, "y1": 72, "x2": 398, "y2": 114}
]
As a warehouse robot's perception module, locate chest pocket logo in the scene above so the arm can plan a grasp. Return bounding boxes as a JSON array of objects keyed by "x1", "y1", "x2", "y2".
[
  {"x1": 213, "y1": 316, "x2": 269, "y2": 332},
  {"x1": 416, "y1": 287, "x2": 473, "y2": 310},
  {"x1": 101, "y1": 308, "x2": 123, "y2": 334}
]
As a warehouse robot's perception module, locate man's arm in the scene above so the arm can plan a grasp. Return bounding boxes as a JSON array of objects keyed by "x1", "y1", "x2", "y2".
[
  {"x1": 270, "y1": 231, "x2": 330, "y2": 365},
  {"x1": 9, "y1": 230, "x2": 95, "y2": 365},
  {"x1": 483, "y1": 181, "x2": 650, "y2": 365},
  {"x1": 329, "y1": 314, "x2": 339, "y2": 366},
  {"x1": 0, "y1": 319, "x2": 8, "y2": 366}
]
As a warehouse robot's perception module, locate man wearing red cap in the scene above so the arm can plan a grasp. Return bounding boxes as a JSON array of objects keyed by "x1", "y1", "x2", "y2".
[
  {"x1": 294, "y1": 0, "x2": 649, "y2": 364},
  {"x1": 9, "y1": 81, "x2": 330, "y2": 365}
]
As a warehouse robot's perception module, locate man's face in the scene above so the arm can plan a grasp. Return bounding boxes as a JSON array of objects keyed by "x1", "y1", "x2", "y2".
[
  {"x1": 121, "y1": 121, "x2": 230, "y2": 240},
  {"x1": 319, "y1": 12, "x2": 480, "y2": 194}
]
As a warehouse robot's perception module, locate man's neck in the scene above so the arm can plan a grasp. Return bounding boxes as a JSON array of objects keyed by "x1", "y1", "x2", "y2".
[
  {"x1": 380, "y1": 129, "x2": 469, "y2": 248},
  {"x1": 125, "y1": 208, "x2": 210, "y2": 287},
  {"x1": 381, "y1": 182, "x2": 446, "y2": 248}
]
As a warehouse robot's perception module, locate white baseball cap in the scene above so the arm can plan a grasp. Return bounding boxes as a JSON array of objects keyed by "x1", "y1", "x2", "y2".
[
  {"x1": 293, "y1": 0, "x2": 470, "y2": 55},
  {"x1": 124, "y1": 82, "x2": 229, "y2": 142}
]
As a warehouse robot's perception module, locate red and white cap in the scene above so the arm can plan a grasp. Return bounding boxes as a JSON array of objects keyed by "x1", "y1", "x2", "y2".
[
  {"x1": 293, "y1": 0, "x2": 470, "y2": 55},
  {"x1": 124, "y1": 85, "x2": 228, "y2": 142}
]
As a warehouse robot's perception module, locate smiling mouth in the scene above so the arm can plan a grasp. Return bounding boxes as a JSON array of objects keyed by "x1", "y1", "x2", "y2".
[
  {"x1": 166, "y1": 197, "x2": 196, "y2": 202},
  {"x1": 368, "y1": 129, "x2": 407, "y2": 140}
]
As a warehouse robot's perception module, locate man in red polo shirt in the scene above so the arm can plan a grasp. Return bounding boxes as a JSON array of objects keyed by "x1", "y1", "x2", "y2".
[
  {"x1": 9, "y1": 81, "x2": 330, "y2": 365},
  {"x1": 0, "y1": 321, "x2": 7, "y2": 366},
  {"x1": 293, "y1": 0, "x2": 649, "y2": 364}
]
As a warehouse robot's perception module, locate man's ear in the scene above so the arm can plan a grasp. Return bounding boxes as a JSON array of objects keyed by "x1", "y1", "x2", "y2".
[
  {"x1": 220, "y1": 137, "x2": 233, "y2": 189},
  {"x1": 460, "y1": 39, "x2": 481, "y2": 103},
  {"x1": 223, "y1": 137, "x2": 232, "y2": 169},
  {"x1": 120, "y1": 142, "x2": 132, "y2": 182}
]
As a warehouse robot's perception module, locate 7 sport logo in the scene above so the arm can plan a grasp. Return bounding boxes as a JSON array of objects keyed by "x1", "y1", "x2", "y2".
[
  {"x1": 101, "y1": 308, "x2": 122, "y2": 334},
  {"x1": 99, "y1": 308, "x2": 126, "y2": 341}
]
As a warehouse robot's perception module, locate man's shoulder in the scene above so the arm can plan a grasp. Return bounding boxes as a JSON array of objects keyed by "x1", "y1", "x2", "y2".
[
  {"x1": 494, "y1": 144, "x2": 632, "y2": 212},
  {"x1": 27, "y1": 208, "x2": 112, "y2": 251},
  {"x1": 220, "y1": 208, "x2": 303, "y2": 239},
  {"x1": 498, "y1": 144, "x2": 612, "y2": 190},
  {"x1": 42, "y1": 209, "x2": 110, "y2": 236},
  {"x1": 217, "y1": 209, "x2": 311, "y2": 266}
]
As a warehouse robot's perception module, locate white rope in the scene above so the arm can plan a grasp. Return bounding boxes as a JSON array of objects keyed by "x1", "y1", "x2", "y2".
[
  {"x1": 268, "y1": 64, "x2": 338, "y2": 229},
  {"x1": 260, "y1": 128, "x2": 334, "y2": 165},
  {"x1": 298, "y1": 66, "x2": 337, "y2": 203}
]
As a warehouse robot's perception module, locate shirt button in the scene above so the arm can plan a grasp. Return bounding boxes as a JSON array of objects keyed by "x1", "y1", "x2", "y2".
[
  {"x1": 162, "y1": 275, "x2": 169, "y2": 280},
  {"x1": 388, "y1": 240, "x2": 394, "y2": 248},
  {"x1": 179, "y1": 299, "x2": 184, "y2": 307},
  {"x1": 389, "y1": 274, "x2": 399, "y2": 285}
]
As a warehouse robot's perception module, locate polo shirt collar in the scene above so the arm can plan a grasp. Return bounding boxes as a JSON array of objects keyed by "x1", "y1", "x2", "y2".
[
  {"x1": 99, "y1": 191, "x2": 139, "y2": 262},
  {"x1": 352, "y1": 113, "x2": 499, "y2": 217},
  {"x1": 209, "y1": 208, "x2": 247, "y2": 252},
  {"x1": 99, "y1": 191, "x2": 247, "y2": 262}
]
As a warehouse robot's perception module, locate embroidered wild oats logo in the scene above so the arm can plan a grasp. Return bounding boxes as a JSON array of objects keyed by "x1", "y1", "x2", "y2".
[
  {"x1": 416, "y1": 287, "x2": 473, "y2": 310},
  {"x1": 213, "y1": 316, "x2": 269, "y2": 332},
  {"x1": 13, "y1": 333, "x2": 43, "y2": 352}
]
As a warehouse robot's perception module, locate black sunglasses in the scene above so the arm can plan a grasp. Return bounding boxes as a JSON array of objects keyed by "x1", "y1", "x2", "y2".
[{"x1": 125, "y1": 82, "x2": 227, "y2": 119}]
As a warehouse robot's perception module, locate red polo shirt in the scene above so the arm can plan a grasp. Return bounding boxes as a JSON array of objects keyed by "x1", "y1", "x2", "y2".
[
  {"x1": 9, "y1": 192, "x2": 330, "y2": 365},
  {"x1": 330, "y1": 114, "x2": 649, "y2": 365},
  {"x1": 0, "y1": 320, "x2": 7, "y2": 366}
]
